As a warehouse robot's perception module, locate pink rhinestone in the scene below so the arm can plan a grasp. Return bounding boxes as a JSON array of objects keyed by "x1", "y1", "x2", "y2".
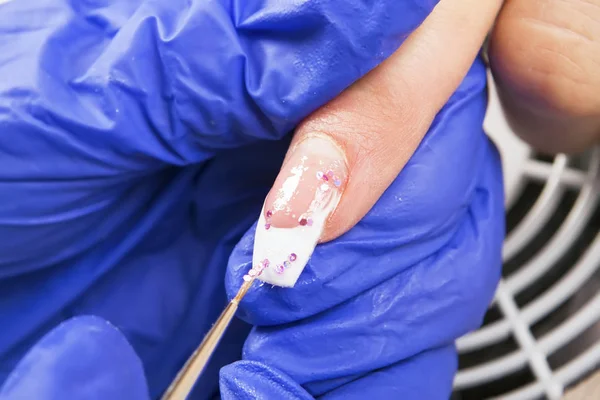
[
  {"x1": 289, "y1": 253, "x2": 297, "y2": 262},
  {"x1": 299, "y1": 218, "x2": 307, "y2": 226},
  {"x1": 322, "y1": 174, "x2": 329, "y2": 181},
  {"x1": 327, "y1": 170, "x2": 334, "y2": 177},
  {"x1": 262, "y1": 259, "x2": 270, "y2": 267},
  {"x1": 265, "y1": 223, "x2": 271, "y2": 230},
  {"x1": 275, "y1": 265, "x2": 285, "y2": 274},
  {"x1": 266, "y1": 210, "x2": 273, "y2": 218},
  {"x1": 307, "y1": 218, "x2": 313, "y2": 226},
  {"x1": 243, "y1": 274, "x2": 251, "y2": 282}
]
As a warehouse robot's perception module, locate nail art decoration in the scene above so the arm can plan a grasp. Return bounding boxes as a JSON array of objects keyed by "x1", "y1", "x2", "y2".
[
  {"x1": 264, "y1": 210, "x2": 274, "y2": 230},
  {"x1": 243, "y1": 258, "x2": 271, "y2": 282},
  {"x1": 252, "y1": 136, "x2": 347, "y2": 287}
]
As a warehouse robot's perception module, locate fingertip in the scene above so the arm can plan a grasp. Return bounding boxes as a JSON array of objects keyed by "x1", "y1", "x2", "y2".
[{"x1": 489, "y1": 0, "x2": 600, "y2": 153}]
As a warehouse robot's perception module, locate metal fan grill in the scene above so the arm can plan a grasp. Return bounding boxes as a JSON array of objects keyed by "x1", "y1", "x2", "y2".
[{"x1": 451, "y1": 72, "x2": 600, "y2": 400}]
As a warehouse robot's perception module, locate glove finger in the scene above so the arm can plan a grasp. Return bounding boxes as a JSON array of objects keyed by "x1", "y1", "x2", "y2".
[
  {"x1": 0, "y1": 316, "x2": 149, "y2": 400},
  {"x1": 321, "y1": 345, "x2": 456, "y2": 400},
  {"x1": 220, "y1": 345, "x2": 456, "y2": 400},
  {"x1": 226, "y1": 57, "x2": 502, "y2": 325}
]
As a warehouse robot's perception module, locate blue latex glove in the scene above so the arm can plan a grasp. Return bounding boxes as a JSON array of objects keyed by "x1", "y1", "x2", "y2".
[
  {"x1": 0, "y1": 0, "x2": 503, "y2": 399},
  {"x1": 0, "y1": 316, "x2": 149, "y2": 400}
]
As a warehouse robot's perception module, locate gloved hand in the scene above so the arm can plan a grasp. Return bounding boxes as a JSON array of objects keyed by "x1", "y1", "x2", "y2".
[{"x1": 0, "y1": 0, "x2": 503, "y2": 400}]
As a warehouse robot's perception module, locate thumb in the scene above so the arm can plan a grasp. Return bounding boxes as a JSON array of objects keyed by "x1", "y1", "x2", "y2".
[{"x1": 249, "y1": 0, "x2": 502, "y2": 287}]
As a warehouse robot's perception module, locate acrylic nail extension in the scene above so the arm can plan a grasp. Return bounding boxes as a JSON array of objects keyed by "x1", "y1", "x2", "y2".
[{"x1": 251, "y1": 136, "x2": 347, "y2": 287}]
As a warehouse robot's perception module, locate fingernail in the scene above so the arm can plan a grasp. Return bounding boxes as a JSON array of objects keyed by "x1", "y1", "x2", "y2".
[{"x1": 248, "y1": 135, "x2": 348, "y2": 288}]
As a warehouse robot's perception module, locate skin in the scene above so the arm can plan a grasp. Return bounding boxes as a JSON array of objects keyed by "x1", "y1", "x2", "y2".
[{"x1": 489, "y1": 0, "x2": 600, "y2": 154}]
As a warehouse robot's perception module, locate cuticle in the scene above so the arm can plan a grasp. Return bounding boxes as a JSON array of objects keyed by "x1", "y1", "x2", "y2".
[{"x1": 291, "y1": 132, "x2": 350, "y2": 171}]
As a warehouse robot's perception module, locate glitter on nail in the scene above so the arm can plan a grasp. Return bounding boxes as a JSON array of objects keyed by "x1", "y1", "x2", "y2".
[
  {"x1": 275, "y1": 264, "x2": 285, "y2": 274},
  {"x1": 327, "y1": 170, "x2": 334, "y2": 177},
  {"x1": 265, "y1": 223, "x2": 271, "y2": 230},
  {"x1": 266, "y1": 210, "x2": 273, "y2": 218},
  {"x1": 289, "y1": 253, "x2": 297, "y2": 262},
  {"x1": 284, "y1": 261, "x2": 291, "y2": 268},
  {"x1": 299, "y1": 218, "x2": 308, "y2": 226},
  {"x1": 316, "y1": 171, "x2": 324, "y2": 179},
  {"x1": 256, "y1": 261, "x2": 267, "y2": 272},
  {"x1": 307, "y1": 218, "x2": 313, "y2": 226},
  {"x1": 333, "y1": 178, "x2": 341, "y2": 187},
  {"x1": 243, "y1": 274, "x2": 252, "y2": 282}
]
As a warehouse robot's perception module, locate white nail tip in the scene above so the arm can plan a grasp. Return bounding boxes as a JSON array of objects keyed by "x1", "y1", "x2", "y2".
[{"x1": 252, "y1": 192, "x2": 341, "y2": 288}]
